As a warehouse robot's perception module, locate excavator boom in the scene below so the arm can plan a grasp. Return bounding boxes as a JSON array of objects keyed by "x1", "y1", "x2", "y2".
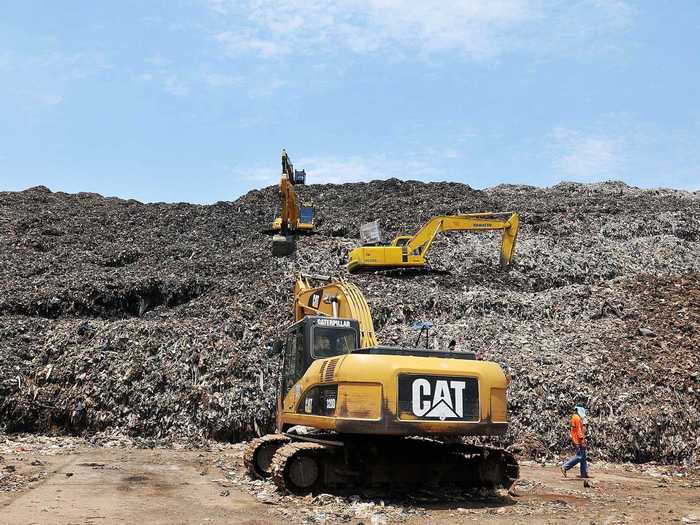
[
  {"x1": 294, "y1": 274, "x2": 377, "y2": 348},
  {"x1": 278, "y1": 176, "x2": 298, "y2": 232},
  {"x1": 348, "y1": 212, "x2": 519, "y2": 272}
]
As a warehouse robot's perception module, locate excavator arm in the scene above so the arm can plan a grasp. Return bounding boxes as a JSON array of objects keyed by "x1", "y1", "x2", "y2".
[
  {"x1": 348, "y1": 212, "x2": 519, "y2": 272},
  {"x1": 402, "y1": 212, "x2": 519, "y2": 267},
  {"x1": 278, "y1": 175, "x2": 299, "y2": 232},
  {"x1": 294, "y1": 273, "x2": 378, "y2": 348},
  {"x1": 276, "y1": 149, "x2": 301, "y2": 232}
]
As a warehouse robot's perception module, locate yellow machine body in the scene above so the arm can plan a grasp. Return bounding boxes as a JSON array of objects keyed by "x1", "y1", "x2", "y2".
[
  {"x1": 276, "y1": 274, "x2": 510, "y2": 437},
  {"x1": 246, "y1": 274, "x2": 519, "y2": 493},
  {"x1": 348, "y1": 212, "x2": 519, "y2": 272},
  {"x1": 279, "y1": 352, "x2": 509, "y2": 436}
]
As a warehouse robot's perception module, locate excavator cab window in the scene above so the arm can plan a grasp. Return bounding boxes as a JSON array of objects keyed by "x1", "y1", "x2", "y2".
[
  {"x1": 283, "y1": 325, "x2": 308, "y2": 394},
  {"x1": 312, "y1": 326, "x2": 357, "y2": 358},
  {"x1": 299, "y1": 206, "x2": 314, "y2": 225},
  {"x1": 393, "y1": 236, "x2": 422, "y2": 256},
  {"x1": 293, "y1": 169, "x2": 306, "y2": 185}
]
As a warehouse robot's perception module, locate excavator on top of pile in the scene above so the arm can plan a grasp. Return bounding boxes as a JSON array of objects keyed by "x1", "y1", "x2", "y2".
[
  {"x1": 347, "y1": 212, "x2": 520, "y2": 273},
  {"x1": 267, "y1": 149, "x2": 315, "y2": 257},
  {"x1": 244, "y1": 273, "x2": 519, "y2": 495}
]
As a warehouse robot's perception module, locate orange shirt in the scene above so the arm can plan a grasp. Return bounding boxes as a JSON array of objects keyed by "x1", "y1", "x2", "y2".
[{"x1": 570, "y1": 414, "x2": 585, "y2": 444}]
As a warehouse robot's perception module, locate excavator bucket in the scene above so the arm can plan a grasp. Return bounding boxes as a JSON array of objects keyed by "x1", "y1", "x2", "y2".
[
  {"x1": 499, "y1": 213, "x2": 519, "y2": 267},
  {"x1": 272, "y1": 234, "x2": 296, "y2": 257}
]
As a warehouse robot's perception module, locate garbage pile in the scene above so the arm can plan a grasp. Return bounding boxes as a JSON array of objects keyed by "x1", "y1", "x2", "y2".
[{"x1": 1, "y1": 180, "x2": 698, "y2": 464}]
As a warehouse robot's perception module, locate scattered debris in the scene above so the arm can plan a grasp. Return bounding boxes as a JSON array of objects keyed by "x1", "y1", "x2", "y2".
[{"x1": 0, "y1": 180, "x2": 698, "y2": 467}]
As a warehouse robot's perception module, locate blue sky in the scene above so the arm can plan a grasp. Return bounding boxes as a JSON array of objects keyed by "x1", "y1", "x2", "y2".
[{"x1": 1, "y1": 1, "x2": 698, "y2": 202}]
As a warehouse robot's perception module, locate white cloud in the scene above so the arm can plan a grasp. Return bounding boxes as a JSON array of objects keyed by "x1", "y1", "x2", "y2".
[
  {"x1": 31, "y1": 50, "x2": 113, "y2": 79},
  {"x1": 163, "y1": 75, "x2": 191, "y2": 97},
  {"x1": 35, "y1": 93, "x2": 65, "y2": 106},
  {"x1": 144, "y1": 55, "x2": 174, "y2": 67},
  {"x1": 215, "y1": 31, "x2": 290, "y2": 58},
  {"x1": 297, "y1": 156, "x2": 396, "y2": 184},
  {"x1": 136, "y1": 69, "x2": 192, "y2": 97},
  {"x1": 0, "y1": 49, "x2": 113, "y2": 110},
  {"x1": 236, "y1": 166, "x2": 278, "y2": 186},
  {"x1": 204, "y1": 72, "x2": 241, "y2": 88},
  {"x1": 543, "y1": 118, "x2": 700, "y2": 189},
  {"x1": 233, "y1": 151, "x2": 445, "y2": 189},
  {"x1": 204, "y1": 0, "x2": 636, "y2": 60},
  {"x1": 549, "y1": 127, "x2": 623, "y2": 181}
]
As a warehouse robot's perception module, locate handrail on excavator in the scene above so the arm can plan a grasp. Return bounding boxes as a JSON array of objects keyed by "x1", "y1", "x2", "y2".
[{"x1": 294, "y1": 273, "x2": 377, "y2": 348}]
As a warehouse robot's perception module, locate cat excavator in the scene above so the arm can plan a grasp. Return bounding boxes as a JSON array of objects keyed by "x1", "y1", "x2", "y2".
[
  {"x1": 348, "y1": 212, "x2": 519, "y2": 273},
  {"x1": 244, "y1": 274, "x2": 518, "y2": 494},
  {"x1": 268, "y1": 149, "x2": 315, "y2": 257}
]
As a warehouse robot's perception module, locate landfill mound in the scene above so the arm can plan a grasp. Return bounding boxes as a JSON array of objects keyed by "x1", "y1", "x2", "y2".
[{"x1": 1, "y1": 180, "x2": 698, "y2": 464}]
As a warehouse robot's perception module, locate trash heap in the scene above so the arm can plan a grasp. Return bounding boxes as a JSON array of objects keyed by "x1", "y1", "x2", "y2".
[{"x1": 1, "y1": 180, "x2": 698, "y2": 464}]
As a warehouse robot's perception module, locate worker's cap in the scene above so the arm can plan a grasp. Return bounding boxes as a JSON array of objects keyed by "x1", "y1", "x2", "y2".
[{"x1": 574, "y1": 404, "x2": 587, "y2": 418}]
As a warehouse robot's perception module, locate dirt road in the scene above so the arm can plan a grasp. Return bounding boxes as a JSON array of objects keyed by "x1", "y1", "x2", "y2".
[
  {"x1": 0, "y1": 448, "x2": 268, "y2": 525},
  {"x1": 1, "y1": 445, "x2": 699, "y2": 524}
]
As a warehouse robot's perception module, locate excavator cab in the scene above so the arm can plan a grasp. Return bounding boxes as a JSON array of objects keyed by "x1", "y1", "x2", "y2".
[
  {"x1": 391, "y1": 236, "x2": 411, "y2": 247},
  {"x1": 298, "y1": 205, "x2": 315, "y2": 230},
  {"x1": 293, "y1": 169, "x2": 307, "y2": 185},
  {"x1": 280, "y1": 316, "x2": 360, "y2": 393},
  {"x1": 391, "y1": 235, "x2": 422, "y2": 256}
]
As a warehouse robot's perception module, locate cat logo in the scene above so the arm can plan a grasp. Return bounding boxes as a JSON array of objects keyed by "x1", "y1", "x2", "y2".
[
  {"x1": 309, "y1": 291, "x2": 322, "y2": 309},
  {"x1": 412, "y1": 378, "x2": 466, "y2": 420},
  {"x1": 316, "y1": 318, "x2": 351, "y2": 327},
  {"x1": 398, "y1": 374, "x2": 479, "y2": 421}
]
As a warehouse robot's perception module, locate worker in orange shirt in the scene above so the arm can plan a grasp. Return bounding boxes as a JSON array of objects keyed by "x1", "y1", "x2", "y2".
[{"x1": 561, "y1": 404, "x2": 590, "y2": 478}]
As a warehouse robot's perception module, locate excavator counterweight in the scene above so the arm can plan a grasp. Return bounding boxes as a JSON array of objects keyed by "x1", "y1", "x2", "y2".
[
  {"x1": 244, "y1": 274, "x2": 519, "y2": 495},
  {"x1": 348, "y1": 212, "x2": 519, "y2": 273}
]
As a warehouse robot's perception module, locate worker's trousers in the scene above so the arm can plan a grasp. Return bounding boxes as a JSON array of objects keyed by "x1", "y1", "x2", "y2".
[{"x1": 563, "y1": 444, "x2": 588, "y2": 477}]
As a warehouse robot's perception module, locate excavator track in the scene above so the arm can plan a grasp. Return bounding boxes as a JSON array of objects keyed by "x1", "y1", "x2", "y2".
[
  {"x1": 243, "y1": 434, "x2": 291, "y2": 479},
  {"x1": 265, "y1": 436, "x2": 518, "y2": 495},
  {"x1": 448, "y1": 442, "x2": 519, "y2": 489},
  {"x1": 270, "y1": 441, "x2": 329, "y2": 494}
]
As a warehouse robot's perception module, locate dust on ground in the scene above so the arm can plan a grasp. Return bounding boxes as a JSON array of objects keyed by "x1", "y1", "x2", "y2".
[{"x1": 2, "y1": 435, "x2": 699, "y2": 524}]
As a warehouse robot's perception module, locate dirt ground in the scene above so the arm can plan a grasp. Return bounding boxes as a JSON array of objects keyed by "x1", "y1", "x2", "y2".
[{"x1": 1, "y1": 442, "x2": 699, "y2": 525}]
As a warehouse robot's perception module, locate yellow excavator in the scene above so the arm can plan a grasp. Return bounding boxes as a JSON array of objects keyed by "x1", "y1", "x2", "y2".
[
  {"x1": 269, "y1": 149, "x2": 315, "y2": 257},
  {"x1": 244, "y1": 274, "x2": 518, "y2": 494},
  {"x1": 348, "y1": 212, "x2": 519, "y2": 273}
]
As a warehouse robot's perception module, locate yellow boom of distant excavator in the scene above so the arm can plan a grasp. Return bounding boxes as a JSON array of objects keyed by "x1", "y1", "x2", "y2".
[
  {"x1": 348, "y1": 212, "x2": 519, "y2": 272},
  {"x1": 270, "y1": 149, "x2": 315, "y2": 256}
]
